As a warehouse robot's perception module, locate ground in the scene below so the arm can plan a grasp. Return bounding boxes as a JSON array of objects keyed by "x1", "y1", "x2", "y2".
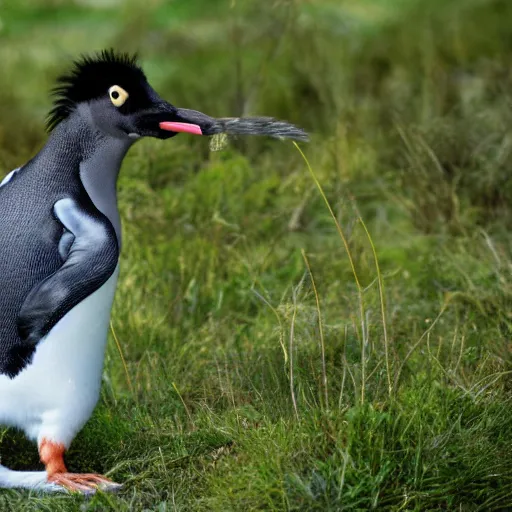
[{"x1": 0, "y1": 0, "x2": 511, "y2": 510}]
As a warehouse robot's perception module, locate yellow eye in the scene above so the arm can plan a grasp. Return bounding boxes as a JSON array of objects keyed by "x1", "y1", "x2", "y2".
[{"x1": 108, "y1": 85, "x2": 129, "y2": 107}]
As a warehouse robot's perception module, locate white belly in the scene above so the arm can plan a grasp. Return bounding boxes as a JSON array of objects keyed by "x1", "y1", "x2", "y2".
[{"x1": 0, "y1": 264, "x2": 119, "y2": 446}]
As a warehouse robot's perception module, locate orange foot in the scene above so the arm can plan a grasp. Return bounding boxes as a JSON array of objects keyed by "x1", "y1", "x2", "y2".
[
  {"x1": 39, "y1": 438, "x2": 122, "y2": 494},
  {"x1": 49, "y1": 472, "x2": 122, "y2": 493}
]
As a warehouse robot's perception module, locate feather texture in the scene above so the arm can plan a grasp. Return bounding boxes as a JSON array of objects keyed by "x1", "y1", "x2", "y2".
[{"x1": 207, "y1": 117, "x2": 309, "y2": 142}]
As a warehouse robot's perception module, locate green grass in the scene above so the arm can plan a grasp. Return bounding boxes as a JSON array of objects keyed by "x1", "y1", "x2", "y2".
[{"x1": 1, "y1": 0, "x2": 512, "y2": 509}]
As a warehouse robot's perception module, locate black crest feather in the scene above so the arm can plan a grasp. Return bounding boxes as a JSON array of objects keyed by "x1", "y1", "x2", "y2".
[{"x1": 46, "y1": 49, "x2": 145, "y2": 132}]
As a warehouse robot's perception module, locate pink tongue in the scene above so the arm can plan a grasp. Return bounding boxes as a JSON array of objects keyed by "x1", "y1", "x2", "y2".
[{"x1": 159, "y1": 122, "x2": 203, "y2": 135}]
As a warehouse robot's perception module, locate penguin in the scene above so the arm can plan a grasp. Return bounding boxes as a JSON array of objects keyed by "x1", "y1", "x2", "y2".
[{"x1": 0, "y1": 50, "x2": 226, "y2": 494}]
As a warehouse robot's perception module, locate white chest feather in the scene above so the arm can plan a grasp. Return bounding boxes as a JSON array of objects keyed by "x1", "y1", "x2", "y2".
[{"x1": 0, "y1": 264, "x2": 119, "y2": 445}]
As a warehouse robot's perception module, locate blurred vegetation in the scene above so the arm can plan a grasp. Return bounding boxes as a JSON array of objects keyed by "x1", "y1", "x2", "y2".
[{"x1": 0, "y1": 0, "x2": 512, "y2": 510}]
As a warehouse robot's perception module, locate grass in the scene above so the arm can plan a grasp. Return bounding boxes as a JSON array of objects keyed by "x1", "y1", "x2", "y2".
[{"x1": 1, "y1": 0, "x2": 512, "y2": 509}]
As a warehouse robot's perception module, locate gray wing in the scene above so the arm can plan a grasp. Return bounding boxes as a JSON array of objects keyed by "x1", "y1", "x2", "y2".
[{"x1": 17, "y1": 197, "x2": 119, "y2": 348}]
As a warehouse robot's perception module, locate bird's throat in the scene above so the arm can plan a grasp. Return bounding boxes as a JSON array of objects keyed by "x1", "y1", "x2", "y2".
[{"x1": 79, "y1": 136, "x2": 131, "y2": 248}]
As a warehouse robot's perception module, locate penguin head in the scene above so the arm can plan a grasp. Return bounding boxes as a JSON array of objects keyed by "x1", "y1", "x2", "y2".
[{"x1": 47, "y1": 49, "x2": 215, "y2": 140}]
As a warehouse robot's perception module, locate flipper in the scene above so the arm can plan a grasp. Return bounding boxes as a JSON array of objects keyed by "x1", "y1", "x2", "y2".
[{"x1": 17, "y1": 198, "x2": 119, "y2": 349}]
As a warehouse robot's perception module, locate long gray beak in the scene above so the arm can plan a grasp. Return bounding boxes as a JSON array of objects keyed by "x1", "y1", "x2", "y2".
[{"x1": 160, "y1": 107, "x2": 309, "y2": 142}]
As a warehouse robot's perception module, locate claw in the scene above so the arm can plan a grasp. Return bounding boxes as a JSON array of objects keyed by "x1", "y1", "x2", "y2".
[{"x1": 49, "y1": 472, "x2": 122, "y2": 494}]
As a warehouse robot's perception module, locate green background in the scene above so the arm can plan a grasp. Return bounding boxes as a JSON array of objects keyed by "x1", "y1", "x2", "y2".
[{"x1": 0, "y1": 0, "x2": 511, "y2": 510}]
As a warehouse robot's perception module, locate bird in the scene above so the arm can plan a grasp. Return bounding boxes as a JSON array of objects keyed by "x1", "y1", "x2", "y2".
[
  {"x1": 0, "y1": 49, "x2": 223, "y2": 494},
  {"x1": 0, "y1": 49, "x2": 307, "y2": 494}
]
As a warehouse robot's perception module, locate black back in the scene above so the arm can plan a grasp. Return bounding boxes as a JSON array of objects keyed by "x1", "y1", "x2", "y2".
[{"x1": 0, "y1": 118, "x2": 119, "y2": 377}]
